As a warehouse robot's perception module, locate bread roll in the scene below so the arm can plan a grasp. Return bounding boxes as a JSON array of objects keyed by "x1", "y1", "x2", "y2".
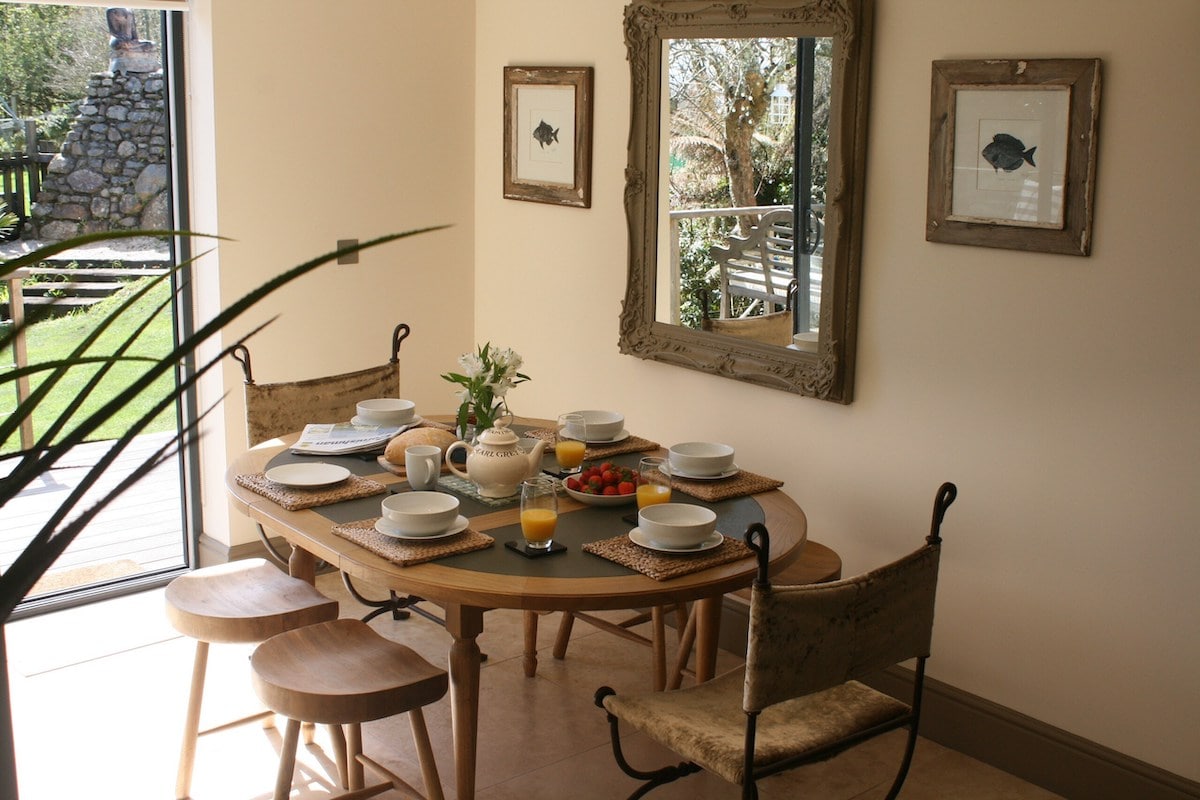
[{"x1": 384, "y1": 427, "x2": 459, "y2": 465}]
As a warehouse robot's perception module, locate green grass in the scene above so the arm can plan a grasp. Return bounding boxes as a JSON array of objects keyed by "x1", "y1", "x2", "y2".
[{"x1": 1, "y1": 276, "x2": 177, "y2": 454}]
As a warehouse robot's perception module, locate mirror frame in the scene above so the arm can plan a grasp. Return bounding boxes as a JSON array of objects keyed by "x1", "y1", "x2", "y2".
[{"x1": 618, "y1": 0, "x2": 874, "y2": 403}]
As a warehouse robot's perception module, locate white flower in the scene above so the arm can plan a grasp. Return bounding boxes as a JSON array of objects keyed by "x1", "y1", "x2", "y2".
[{"x1": 459, "y1": 352, "x2": 484, "y2": 378}]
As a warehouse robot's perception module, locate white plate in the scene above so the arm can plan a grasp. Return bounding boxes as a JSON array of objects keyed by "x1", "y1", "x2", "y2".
[
  {"x1": 586, "y1": 429, "x2": 631, "y2": 445},
  {"x1": 375, "y1": 515, "x2": 470, "y2": 540},
  {"x1": 628, "y1": 528, "x2": 724, "y2": 553},
  {"x1": 561, "y1": 477, "x2": 637, "y2": 506},
  {"x1": 264, "y1": 462, "x2": 351, "y2": 488},
  {"x1": 351, "y1": 414, "x2": 423, "y2": 429},
  {"x1": 661, "y1": 464, "x2": 740, "y2": 481}
]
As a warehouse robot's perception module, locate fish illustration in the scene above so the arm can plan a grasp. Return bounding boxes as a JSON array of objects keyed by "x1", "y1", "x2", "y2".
[
  {"x1": 532, "y1": 120, "x2": 559, "y2": 149},
  {"x1": 981, "y1": 133, "x2": 1037, "y2": 172}
]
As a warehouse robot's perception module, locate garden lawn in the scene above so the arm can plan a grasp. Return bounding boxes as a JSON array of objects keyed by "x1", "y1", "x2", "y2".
[{"x1": 1, "y1": 276, "x2": 177, "y2": 454}]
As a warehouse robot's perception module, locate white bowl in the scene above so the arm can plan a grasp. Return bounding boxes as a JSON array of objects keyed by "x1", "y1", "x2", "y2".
[
  {"x1": 381, "y1": 491, "x2": 459, "y2": 535},
  {"x1": 356, "y1": 398, "x2": 415, "y2": 426},
  {"x1": 668, "y1": 442, "x2": 735, "y2": 477},
  {"x1": 565, "y1": 409, "x2": 624, "y2": 441},
  {"x1": 637, "y1": 503, "x2": 717, "y2": 548}
]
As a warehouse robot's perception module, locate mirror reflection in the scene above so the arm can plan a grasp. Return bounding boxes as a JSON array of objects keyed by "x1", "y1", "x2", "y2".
[
  {"x1": 656, "y1": 35, "x2": 831, "y2": 354},
  {"x1": 620, "y1": 0, "x2": 873, "y2": 403}
]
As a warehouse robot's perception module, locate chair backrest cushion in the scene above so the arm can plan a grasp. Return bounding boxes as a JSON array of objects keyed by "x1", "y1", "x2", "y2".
[
  {"x1": 244, "y1": 362, "x2": 400, "y2": 446},
  {"x1": 701, "y1": 308, "x2": 795, "y2": 346},
  {"x1": 743, "y1": 542, "x2": 941, "y2": 713}
]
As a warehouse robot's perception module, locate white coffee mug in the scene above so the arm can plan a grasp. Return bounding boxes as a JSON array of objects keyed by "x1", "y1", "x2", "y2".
[{"x1": 405, "y1": 445, "x2": 441, "y2": 491}]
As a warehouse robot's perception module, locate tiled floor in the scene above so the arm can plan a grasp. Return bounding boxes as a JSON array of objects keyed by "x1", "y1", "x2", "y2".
[{"x1": 6, "y1": 573, "x2": 1064, "y2": 799}]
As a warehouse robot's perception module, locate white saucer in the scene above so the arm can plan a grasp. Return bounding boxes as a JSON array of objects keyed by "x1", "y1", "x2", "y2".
[
  {"x1": 661, "y1": 464, "x2": 740, "y2": 481},
  {"x1": 375, "y1": 515, "x2": 469, "y2": 540},
  {"x1": 628, "y1": 528, "x2": 724, "y2": 553},
  {"x1": 264, "y1": 462, "x2": 351, "y2": 488},
  {"x1": 351, "y1": 414, "x2": 422, "y2": 429},
  {"x1": 587, "y1": 429, "x2": 631, "y2": 445}
]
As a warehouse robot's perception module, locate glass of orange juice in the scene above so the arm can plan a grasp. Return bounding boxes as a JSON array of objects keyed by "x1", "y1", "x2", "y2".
[
  {"x1": 555, "y1": 413, "x2": 587, "y2": 475},
  {"x1": 520, "y1": 477, "x2": 559, "y2": 550},
  {"x1": 637, "y1": 456, "x2": 672, "y2": 508}
]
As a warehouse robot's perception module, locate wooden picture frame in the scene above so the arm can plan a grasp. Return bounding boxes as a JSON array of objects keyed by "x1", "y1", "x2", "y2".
[
  {"x1": 503, "y1": 66, "x2": 593, "y2": 208},
  {"x1": 926, "y1": 58, "x2": 1101, "y2": 255}
]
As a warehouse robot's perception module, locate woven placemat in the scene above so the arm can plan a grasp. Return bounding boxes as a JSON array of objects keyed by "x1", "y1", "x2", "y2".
[
  {"x1": 671, "y1": 469, "x2": 784, "y2": 502},
  {"x1": 236, "y1": 473, "x2": 388, "y2": 511},
  {"x1": 524, "y1": 428, "x2": 661, "y2": 460},
  {"x1": 436, "y1": 474, "x2": 521, "y2": 508},
  {"x1": 583, "y1": 533, "x2": 753, "y2": 581},
  {"x1": 331, "y1": 517, "x2": 494, "y2": 566}
]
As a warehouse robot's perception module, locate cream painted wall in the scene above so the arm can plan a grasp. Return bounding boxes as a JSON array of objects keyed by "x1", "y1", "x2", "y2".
[
  {"x1": 191, "y1": 0, "x2": 477, "y2": 549},
  {"x1": 474, "y1": 0, "x2": 1200, "y2": 783}
]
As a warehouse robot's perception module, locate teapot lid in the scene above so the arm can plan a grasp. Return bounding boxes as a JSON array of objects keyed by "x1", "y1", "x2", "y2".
[{"x1": 476, "y1": 416, "x2": 518, "y2": 447}]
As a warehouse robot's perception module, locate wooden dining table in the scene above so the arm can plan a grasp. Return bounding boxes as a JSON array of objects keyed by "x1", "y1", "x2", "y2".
[{"x1": 224, "y1": 416, "x2": 807, "y2": 800}]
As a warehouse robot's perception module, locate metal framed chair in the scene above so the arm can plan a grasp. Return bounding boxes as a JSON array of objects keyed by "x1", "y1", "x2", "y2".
[
  {"x1": 232, "y1": 322, "x2": 438, "y2": 625},
  {"x1": 595, "y1": 483, "x2": 957, "y2": 800},
  {"x1": 698, "y1": 284, "x2": 797, "y2": 348}
]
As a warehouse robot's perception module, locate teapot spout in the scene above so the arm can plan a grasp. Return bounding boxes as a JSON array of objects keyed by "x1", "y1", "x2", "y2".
[{"x1": 525, "y1": 438, "x2": 548, "y2": 477}]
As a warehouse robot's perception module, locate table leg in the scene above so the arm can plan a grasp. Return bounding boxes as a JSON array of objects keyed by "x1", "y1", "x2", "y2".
[
  {"x1": 693, "y1": 596, "x2": 723, "y2": 683},
  {"x1": 287, "y1": 543, "x2": 316, "y2": 584},
  {"x1": 522, "y1": 611, "x2": 539, "y2": 678},
  {"x1": 443, "y1": 604, "x2": 485, "y2": 800}
]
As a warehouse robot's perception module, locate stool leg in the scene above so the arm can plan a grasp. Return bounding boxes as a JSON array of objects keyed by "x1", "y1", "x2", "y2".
[
  {"x1": 274, "y1": 718, "x2": 301, "y2": 800},
  {"x1": 327, "y1": 723, "x2": 349, "y2": 788},
  {"x1": 408, "y1": 708, "x2": 444, "y2": 800},
  {"x1": 553, "y1": 611, "x2": 576, "y2": 660},
  {"x1": 175, "y1": 640, "x2": 208, "y2": 799},
  {"x1": 346, "y1": 722, "x2": 365, "y2": 790},
  {"x1": 668, "y1": 606, "x2": 698, "y2": 690}
]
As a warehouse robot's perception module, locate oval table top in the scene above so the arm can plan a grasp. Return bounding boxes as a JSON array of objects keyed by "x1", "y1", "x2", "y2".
[{"x1": 224, "y1": 417, "x2": 808, "y2": 613}]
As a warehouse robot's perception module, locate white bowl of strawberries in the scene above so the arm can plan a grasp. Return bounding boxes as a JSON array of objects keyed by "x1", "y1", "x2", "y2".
[{"x1": 561, "y1": 462, "x2": 639, "y2": 506}]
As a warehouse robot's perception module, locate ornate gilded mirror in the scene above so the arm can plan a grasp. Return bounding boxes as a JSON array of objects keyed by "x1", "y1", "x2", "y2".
[{"x1": 618, "y1": 0, "x2": 874, "y2": 403}]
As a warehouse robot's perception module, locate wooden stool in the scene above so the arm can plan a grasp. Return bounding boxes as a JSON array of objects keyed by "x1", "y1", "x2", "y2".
[
  {"x1": 164, "y1": 557, "x2": 339, "y2": 799},
  {"x1": 250, "y1": 618, "x2": 448, "y2": 800}
]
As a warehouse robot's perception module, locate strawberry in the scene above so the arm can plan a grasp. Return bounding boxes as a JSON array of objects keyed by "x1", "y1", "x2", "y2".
[
  {"x1": 602, "y1": 485, "x2": 618, "y2": 495},
  {"x1": 617, "y1": 481, "x2": 635, "y2": 495}
]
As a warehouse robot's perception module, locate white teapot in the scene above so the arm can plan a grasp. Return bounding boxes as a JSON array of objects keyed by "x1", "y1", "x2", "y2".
[{"x1": 445, "y1": 418, "x2": 548, "y2": 498}]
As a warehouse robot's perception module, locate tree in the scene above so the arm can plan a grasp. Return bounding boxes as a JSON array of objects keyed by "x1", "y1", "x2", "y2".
[{"x1": 669, "y1": 37, "x2": 796, "y2": 230}]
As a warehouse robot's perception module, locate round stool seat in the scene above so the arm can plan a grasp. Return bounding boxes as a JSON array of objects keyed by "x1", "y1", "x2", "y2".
[
  {"x1": 251, "y1": 618, "x2": 448, "y2": 726},
  {"x1": 165, "y1": 558, "x2": 339, "y2": 643}
]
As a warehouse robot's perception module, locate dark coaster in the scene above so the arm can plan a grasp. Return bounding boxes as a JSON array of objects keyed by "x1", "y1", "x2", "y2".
[
  {"x1": 622, "y1": 512, "x2": 639, "y2": 526},
  {"x1": 504, "y1": 539, "x2": 567, "y2": 558}
]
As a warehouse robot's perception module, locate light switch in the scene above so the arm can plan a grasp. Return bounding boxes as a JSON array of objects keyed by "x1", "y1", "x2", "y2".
[{"x1": 337, "y1": 239, "x2": 359, "y2": 265}]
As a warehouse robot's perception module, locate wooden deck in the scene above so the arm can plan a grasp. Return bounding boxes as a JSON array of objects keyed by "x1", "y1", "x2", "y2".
[{"x1": 0, "y1": 431, "x2": 187, "y2": 601}]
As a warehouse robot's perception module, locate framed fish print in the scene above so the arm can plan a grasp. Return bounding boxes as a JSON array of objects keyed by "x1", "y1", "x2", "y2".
[
  {"x1": 503, "y1": 66, "x2": 594, "y2": 208},
  {"x1": 926, "y1": 58, "x2": 1101, "y2": 255}
]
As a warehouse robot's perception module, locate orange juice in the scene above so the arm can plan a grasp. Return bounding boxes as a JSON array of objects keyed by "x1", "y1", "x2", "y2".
[
  {"x1": 520, "y1": 507, "x2": 557, "y2": 545},
  {"x1": 637, "y1": 483, "x2": 672, "y2": 508},
  {"x1": 555, "y1": 439, "x2": 586, "y2": 469}
]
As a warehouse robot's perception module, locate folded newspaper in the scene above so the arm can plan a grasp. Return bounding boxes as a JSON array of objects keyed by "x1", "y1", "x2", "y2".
[{"x1": 290, "y1": 422, "x2": 406, "y2": 455}]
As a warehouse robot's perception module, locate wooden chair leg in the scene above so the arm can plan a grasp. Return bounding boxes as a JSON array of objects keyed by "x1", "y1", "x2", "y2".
[
  {"x1": 274, "y1": 718, "x2": 301, "y2": 800},
  {"x1": 553, "y1": 611, "x2": 576, "y2": 659},
  {"x1": 327, "y1": 723, "x2": 349, "y2": 788},
  {"x1": 175, "y1": 640, "x2": 208, "y2": 799},
  {"x1": 409, "y1": 707, "x2": 445, "y2": 800}
]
